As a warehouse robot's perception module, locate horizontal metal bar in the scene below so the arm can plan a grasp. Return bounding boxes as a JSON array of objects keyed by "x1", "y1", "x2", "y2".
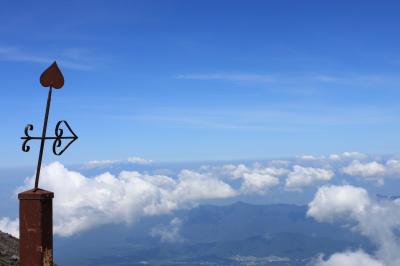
[{"x1": 21, "y1": 137, "x2": 76, "y2": 140}]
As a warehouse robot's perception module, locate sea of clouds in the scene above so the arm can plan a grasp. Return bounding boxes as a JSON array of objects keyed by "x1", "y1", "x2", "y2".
[{"x1": 2, "y1": 152, "x2": 400, "y2": 265}]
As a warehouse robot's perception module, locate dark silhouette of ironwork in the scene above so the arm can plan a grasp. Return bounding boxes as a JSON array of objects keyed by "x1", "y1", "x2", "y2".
[{"x1": 21, "y1": 62, "x2": 78, "y2": 191}]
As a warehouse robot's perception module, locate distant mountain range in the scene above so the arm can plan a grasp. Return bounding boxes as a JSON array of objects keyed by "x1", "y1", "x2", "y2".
[
  {"x1": 54, "y1": 202, "x2": 374, "y2": 266},
  {"x1": 376, "y1": 194, "x2": 400, "y2": 200}
]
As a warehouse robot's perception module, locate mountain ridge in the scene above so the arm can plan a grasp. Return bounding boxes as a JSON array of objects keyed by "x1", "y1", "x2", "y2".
[
  {"x1": 54, "y1": 202, "x2": 374, "y2": 265},
  {"x1": 0, "y1": 230, "x2": 18, "y2": 266}
]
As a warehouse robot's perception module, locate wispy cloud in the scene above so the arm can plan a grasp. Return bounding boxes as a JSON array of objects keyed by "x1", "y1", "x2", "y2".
[
  {"x1": 113, "y1": 105, "x2": 399, "y2": 132},
  {"x1": 83, "y1": 156, "x2": 153, "y2": 169},
  {"x1": 127, "y1": 156, "x2": 153, "y2": 165},
  {"x1": 175, "y1": 72, "x2": 400, "y2": 88},
  {"x1": 175, "y1": 73, "x2": 275, "y2": 83},
  {"x1": 0, "y1": 46, "x2": 98, "y2": 71},
  {"x1": 151, "y1": 217, "x2": 184, "y2": 243}
]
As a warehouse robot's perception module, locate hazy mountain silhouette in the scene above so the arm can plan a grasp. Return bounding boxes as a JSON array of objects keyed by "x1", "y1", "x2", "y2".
[{"x1": 55, "y1": 202, "x2": 373, "y2": 265}]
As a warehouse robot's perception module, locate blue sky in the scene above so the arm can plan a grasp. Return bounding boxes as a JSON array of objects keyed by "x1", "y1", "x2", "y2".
[{"x1": 1, "y1": 1, "x2": 400, "y2": 167}]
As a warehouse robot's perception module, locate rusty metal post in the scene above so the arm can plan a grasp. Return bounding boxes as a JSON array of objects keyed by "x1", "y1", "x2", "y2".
[{"x1": 18, "y1": 188, "x2": 54, "y2": 266}]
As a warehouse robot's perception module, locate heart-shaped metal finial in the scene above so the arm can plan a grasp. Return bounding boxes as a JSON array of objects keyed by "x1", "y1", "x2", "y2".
[{"x1": 40, "y1": 61, "x2": 64, "y2": 89}]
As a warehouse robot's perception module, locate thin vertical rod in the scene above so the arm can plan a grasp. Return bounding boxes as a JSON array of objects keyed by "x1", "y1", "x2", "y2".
[{"x1": 34, "y1": 86, "x2": 53, "y2": 190}]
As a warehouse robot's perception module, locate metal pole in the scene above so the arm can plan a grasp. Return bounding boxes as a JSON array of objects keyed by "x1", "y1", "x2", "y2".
[{"x1": 34, "y1": 86, "x2": 53, "y2": 190}]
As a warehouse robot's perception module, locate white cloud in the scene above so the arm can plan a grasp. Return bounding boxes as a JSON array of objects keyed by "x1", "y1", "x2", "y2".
[
  {"x1": 340, "y1": 158, "x2": 400, "y2": 185},
  {"x1": 308, "y1": 185, "x2": 400, "y2": 266},
  {"x1": 342, "y1": 160, "x2": 386, "y2": 178},
  {"x1": 340, "y1": 159, "x2": 400, "y2": 185},
  {"x1": 385, "y1": 159, "x2": 400, "y2": 176},
  {"x1": 240, "y1": 172, "x2": 279, "y2": 194},
  {"x1": 307, "y1": 185, "x2": 370, "y2": 222},
  {"x1": 269, "y1": 160, "x2": 290, "y2": 166},
  {"x1": 127, "y1": 156, "x2": 153, "y2": 165},
  {"x1": 342, "y1": 152, "x2": 367, "y2": 159},
  {"x1": 313, "y1": 250, "x2": 384, "y2": 266},
  {"x1": 222, "y1": 164, "x2": 286, "y2": 194},
  {"x1": 150, "y1": 217, "x2": 184, "y2": 243},
  {"x1": 329, "y1": 152, "x2": 367, "y2": 161},
  {"x1": 0, "y1": 217, "x2": 19, "y2": 238},
  {"x1": 146, "y1": 169, "x2": 238, "y2": 214},
  {"x1": 19, "y1": 162, "x2": 236, "y2": 237},
  {"x1": 84, "y1": 160, "x2": 118, "y2": 168},
  {"x1": 83, "y1": 156, "x2": 153, "y2": 168},
  {"x1": 223, "y1": 164, "x2": 249, "y2": 179},
  {"x1": 300, "y1": 155, "x2": 317, "y2": 161},
  {"x1": 285, "y1": 166, "x2": 334, "y2": 191},
  {"x1": 223, "y1": 162, "x2": 338, "y2": 193},
  {"x1": 329, "y1": 154, "x2": 341, "y2": 161},
  {"x1": 300, "y1": 155, "x2": 325, "y2": 161}
]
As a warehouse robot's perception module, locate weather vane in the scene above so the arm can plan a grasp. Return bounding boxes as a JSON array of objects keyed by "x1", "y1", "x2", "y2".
[{"x1": 21, "y1": 62, "x2": 78, "y2": 191}]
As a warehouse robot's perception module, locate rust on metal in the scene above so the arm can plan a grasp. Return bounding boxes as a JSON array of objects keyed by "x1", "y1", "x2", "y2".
[
  {"x1": 43, "y1": 248, "x2": 53, "y2": 266},
  {"x1": 40, "y1": 62, "x2": 64, "y2": 89},
  {"x1": 18, "y1": 189, "x2": 54, "y2": 266}
]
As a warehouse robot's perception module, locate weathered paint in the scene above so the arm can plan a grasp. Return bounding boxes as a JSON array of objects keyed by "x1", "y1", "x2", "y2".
[{"x1": 19, "y1": 189, "x2": 54, "y2": 266}]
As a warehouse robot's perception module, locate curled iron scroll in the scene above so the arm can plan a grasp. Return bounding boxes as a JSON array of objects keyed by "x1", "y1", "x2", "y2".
[
  {"x1": 52, "y1": 120, "x2": 78, "y2": 156},
  {"x1": 22, "y1": 124, "x2": 34, "y2": 152}
]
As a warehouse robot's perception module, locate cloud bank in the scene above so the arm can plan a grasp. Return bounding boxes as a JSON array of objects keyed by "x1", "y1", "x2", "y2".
[
  {"x1": 342, "y1": 159, "x2": 400, "y2": 183},
  {"x1": 15, "y1": 162, "x2": 236, "y2": 237},
  {"x1": 308, "y1": 185, "x2": 400, "y2": 266},
  {"x1": 3, "y1": 151, "x2": 400, "y2": 240}
]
